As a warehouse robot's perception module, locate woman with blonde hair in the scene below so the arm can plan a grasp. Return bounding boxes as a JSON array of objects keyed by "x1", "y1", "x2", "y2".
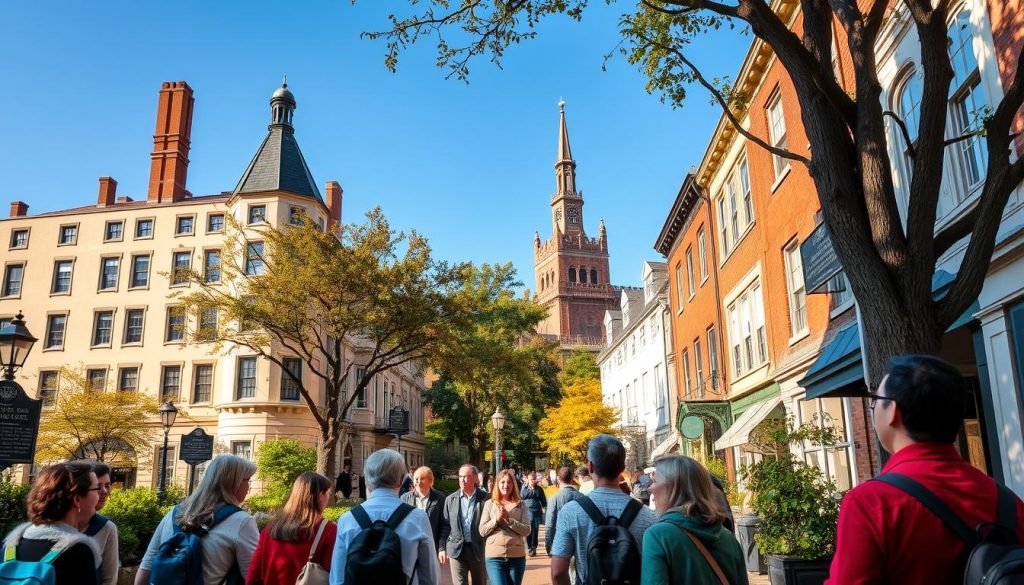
[
  {"x1": 478, "y1": 469, "x2": 531, "y2": 585},
  {"x1": 136, "y1": 454, "x2": 259, "y2": 585},
  {"x1": 641, "y1": 455, "x2": 747, "y2": 585},
  {"x1": 247, "y1": 472, "x2": 336, "y2": 585}
]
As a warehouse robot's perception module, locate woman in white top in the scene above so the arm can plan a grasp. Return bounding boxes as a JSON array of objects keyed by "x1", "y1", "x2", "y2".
[{"x1": 135, "y1": 454, "x2": 259, "y2": 585}]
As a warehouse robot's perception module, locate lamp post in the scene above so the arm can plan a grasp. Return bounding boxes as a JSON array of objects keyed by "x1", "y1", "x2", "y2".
[
  {"x1": 157, "y1": 401, "x2": 178, "y2": 503},
  {"x1": 491, "y1": 407, "x2": 505, "y2": 479},
  {"x1": 0, "y1": 312, "x2": 38, "y2": 381}
]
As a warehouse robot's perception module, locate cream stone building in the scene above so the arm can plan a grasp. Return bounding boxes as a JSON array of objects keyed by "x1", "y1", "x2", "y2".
[{"x1": 0, "y1": 80, "x2": 426, "y2": 489}]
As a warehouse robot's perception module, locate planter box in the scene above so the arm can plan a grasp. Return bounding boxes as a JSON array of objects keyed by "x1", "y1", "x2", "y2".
[{"x1": 767, "y1": 555, "x2": 832, "y2": 585}]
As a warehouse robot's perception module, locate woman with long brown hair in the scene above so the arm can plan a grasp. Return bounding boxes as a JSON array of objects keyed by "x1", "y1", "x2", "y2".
[
  {"x1": 641, "y1": 455, "x2": 747, "y2": 585},
  {"x1": 247, "y1": 472, "x2": 336, "y2": 585},
  {"x1": 478, "y1": 469, "x2": 531, "y2": 585}
]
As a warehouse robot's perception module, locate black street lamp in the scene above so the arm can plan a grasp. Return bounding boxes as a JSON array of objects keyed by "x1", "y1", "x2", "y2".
[
  {"x1": 157, "y1": 401, "x2": 178, "y2": 503},
  {"x1": 0, "y1": 311, "x2": 38, "y2": 381},
  {"x1": 491, "y1": 407, "x2": 505, "y2": 479}
]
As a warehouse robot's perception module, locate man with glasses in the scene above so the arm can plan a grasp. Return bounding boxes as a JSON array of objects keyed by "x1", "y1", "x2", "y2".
[
  {"x1": 76, "y1": 461, "x2": 120, "y2": 585},
  {"x1": 826, "y1": 355, "x2": 1024, "y2": 585},
  {"x1": 439, "y1": 464, "x2": 489, "y2": 584}
]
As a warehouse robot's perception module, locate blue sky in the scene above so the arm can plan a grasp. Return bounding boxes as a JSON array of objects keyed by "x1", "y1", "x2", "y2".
[{"x1": 1, "y1": 1, "x2": 749, "y2": 288}]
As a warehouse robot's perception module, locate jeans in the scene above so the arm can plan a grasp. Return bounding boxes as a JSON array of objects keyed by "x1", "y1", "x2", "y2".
[
  {"x1": 485, "y1": 557, "x2": 527, "y2": 585},
  {"x1": 527, "y1": 511, "x2": 542, "y2": 553}
]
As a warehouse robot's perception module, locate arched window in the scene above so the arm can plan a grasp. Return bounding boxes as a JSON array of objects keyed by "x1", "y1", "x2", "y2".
[
  {"x1": 591, "y1": 268, "x2": 598, "y2": 284},
  {"x1": 948, "y1": 6, "x2": 987, "y2": 189},
  {"x1": 580, "y1": 266, "x2": 588, "y2": 284},
  {"x1": 569, "y1": 267, "x2": 577, "y2": 283},
  {"x1": 894, "y1": 67, "x2": 922, "y2": 182}
]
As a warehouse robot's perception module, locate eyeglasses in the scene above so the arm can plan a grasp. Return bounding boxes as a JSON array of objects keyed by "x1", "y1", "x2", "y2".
[
  {"x1": 866, "y1": 391, "x2": 896, "y2": 409},
  {"x1": 85, "y1": 486, "x2": 104, "y2": 492}
]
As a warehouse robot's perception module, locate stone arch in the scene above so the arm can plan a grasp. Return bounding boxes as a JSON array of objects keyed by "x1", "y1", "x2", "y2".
[
  {"x1": 591, "y1": 268, "x2": 599, "y2": 284},
  {"x1": 568, "y1": 266, "x2": 577, "y2": 283},
  {"x1": 579, "y1": 266, "x2": 588, "y2": 284}
]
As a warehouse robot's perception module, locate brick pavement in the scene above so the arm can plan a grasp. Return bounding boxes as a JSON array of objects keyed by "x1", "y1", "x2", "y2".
[{"x1": 438, "y1": 525, "x2": 772, "y2": 585}]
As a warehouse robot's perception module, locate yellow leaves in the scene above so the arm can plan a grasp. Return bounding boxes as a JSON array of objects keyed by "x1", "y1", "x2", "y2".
[{"x1": 538, "y1": 378, "x2": 619, "y2": 463}]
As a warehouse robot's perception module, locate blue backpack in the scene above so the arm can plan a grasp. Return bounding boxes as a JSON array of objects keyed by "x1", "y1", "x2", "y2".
[
  {"x1": 0, "y1": 543, "x2": 63, "y2": 585},
  {"x1": 148, "y1": 504, "x2": 242, "y2": 585}
]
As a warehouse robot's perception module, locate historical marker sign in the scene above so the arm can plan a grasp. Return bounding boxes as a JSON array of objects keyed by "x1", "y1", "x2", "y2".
[
  {"x1": 388, "y1": 406, "x2": 410, "y2": 436},
  {"x1": 0, "y1": 380, "x2": 42, "y2": 468},
  {"x1": 680, "y1": 415, "x2": 706, "y2": 440},
  {"x1": 179, "y1": 428, "x2": 214, "y2": 465},
  {"x1": 800, "y1": 222, "x2": 844, "y2": 294}
]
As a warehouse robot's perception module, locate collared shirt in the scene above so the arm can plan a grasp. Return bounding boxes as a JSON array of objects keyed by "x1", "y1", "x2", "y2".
[
  {"x1": 415, "y1": 493, "x2": 430, "y2": 511},
  {"x1": 459, "y1": 490, "x2": 476, "y2": 539},
  {"x1": 826, "y1": 442, "x2": 1024, "y2": 585},
  {"x1": 329, "y1": 488, "x2": 440, "y2": 585},
  {"x1": 550, "y1": 487, "x2": 657, "y2": 582}
]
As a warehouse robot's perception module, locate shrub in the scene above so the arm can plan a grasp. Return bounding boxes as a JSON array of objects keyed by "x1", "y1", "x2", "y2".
[
  {"x1": 103, "y1": 487, "x2": 165, "y2": 565},
  {"x1": 323, "y1": 505, "x2": 352, "y2": 522},
  {"x1": 434, "y1": 479, "x2": 458, "y2": 495},
  {"x1": 255, "y1": 439, "x2": 317, "y2": 498},
  {"x1": 0, "y1": 477, "x2": 30, "y2": 535},
  {"x1": 244, "y1": 492, "x2": 286, "y2": 515}
]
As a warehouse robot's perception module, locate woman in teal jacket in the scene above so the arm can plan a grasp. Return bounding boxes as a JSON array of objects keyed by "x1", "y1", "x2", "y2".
[{"x1": 642, "y1": 455, "x2": 748, "y2": 585}]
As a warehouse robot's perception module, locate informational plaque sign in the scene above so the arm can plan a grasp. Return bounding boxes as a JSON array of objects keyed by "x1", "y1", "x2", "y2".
[
  {"x1": 389, "y1": 406, "x2": 410, "y2": 436},
  {"x1": 680, "y1": 415, "x2": 706, "y2": 440},
  {"x1": 800, "y1": 222, "x2": 843, "y2": 294},
  {"x1": 0, "y1": 379, "x2": 42, "y2": 469},
  {"x1": 179, "y1": 428, "x2": 214, "y2": 465}
]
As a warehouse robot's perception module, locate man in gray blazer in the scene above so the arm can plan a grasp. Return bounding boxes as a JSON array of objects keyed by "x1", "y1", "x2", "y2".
[
  {"x1": 401, "y1": 465, "x2": 446, "y2": 549},
  {"x1": 438, "y1": 464, "x2": 489, "y2": 584}
]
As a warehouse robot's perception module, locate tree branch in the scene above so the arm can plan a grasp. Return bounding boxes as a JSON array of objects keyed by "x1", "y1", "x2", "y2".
[
  {"x1": 641, "y1": 32, "x2": 811, "y2": 165},
  {"x1": 884, "y1": 110, "x2": 916, "y2": 159}
]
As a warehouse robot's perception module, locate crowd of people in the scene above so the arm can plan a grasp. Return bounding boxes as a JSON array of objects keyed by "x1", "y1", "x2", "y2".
[{"x1": 2, "y1": 355, "x2": 1023, "y2": 584}]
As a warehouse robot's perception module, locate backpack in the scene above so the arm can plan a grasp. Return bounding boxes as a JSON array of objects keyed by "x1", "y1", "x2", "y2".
[
  {"x1": 875, "y1": 473, "x2": 1024, "y2": 585},
  {"x1": 83, "y1": 514, "x2": 110, "y2": 538},
  {"x1": 344, "y1": 503, "x2": 416, "y2": 585},
  {"x1": 0, "y1": 543, "x2": 63, "y2": 585},
  {"x1": 147, "y1": 504, "x2": 242, "y2": 585},
  {"x1": 576, "y1": 496, "x2": 643, "y2": 585}
]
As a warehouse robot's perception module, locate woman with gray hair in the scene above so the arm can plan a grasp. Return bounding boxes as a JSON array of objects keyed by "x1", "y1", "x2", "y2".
[
  {"x1": 135, "y1": 454, "x2": 259, "y2": 585},
  {"x1": 641, "y1": 455, "x2": 747, "y2": 585}
]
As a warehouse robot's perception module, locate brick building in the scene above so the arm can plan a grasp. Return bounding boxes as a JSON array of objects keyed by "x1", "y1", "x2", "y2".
[{"x1": 534, "y1": 101, "x2": 620, "y2": 350}]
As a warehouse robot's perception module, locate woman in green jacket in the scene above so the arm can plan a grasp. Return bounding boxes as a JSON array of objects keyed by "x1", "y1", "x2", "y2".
[{"x1": 642, "y1": 455, "x2": 748, "y2": 585}]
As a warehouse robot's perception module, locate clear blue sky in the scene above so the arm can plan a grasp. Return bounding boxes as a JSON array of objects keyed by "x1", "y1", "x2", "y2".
[{"x1": 1, "y1": 1, "x2": 748, "y2": 288}]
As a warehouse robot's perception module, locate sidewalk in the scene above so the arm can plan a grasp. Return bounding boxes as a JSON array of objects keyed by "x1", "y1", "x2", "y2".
[{"x1": 438, "y1": 525, "x2": 770, "y2": 585}]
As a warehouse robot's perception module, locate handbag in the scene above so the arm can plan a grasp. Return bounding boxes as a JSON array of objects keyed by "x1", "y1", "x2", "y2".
[
  {"x1": 296, "y1": 519, "x2": 330, "y2": 585},
  {"x1": 681, "y1": 528, "x2": 730, "y2": 585}
]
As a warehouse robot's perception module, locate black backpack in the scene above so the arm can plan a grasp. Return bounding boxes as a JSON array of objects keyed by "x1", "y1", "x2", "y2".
[
  {"x1": 576, "y1": 496, "x2": 643, "y2": 585},
  {"x1": 345, "y1": 503, "x2": 416, "y2": 585},
  {"x1": 875, "y1": 473, "x2": 1024, "y2": 585}
]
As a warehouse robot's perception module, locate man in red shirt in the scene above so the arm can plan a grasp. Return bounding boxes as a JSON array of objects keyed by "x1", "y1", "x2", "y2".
[{"x1": 826, "y1": 355, "x2": 1024, "y2": 585}]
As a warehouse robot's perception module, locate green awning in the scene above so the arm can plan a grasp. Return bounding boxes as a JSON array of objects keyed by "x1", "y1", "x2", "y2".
[{"x1": 800, "y1": 300, "x2": 980, "y2": 400}]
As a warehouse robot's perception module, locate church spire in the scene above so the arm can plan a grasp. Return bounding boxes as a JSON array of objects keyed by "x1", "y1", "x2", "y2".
[{"x1": 555, "y1": 99, "x2": 578, "y2": 198}]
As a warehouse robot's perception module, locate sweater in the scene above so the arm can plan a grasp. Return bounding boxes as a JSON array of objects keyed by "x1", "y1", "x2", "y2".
[
  {"x1": 478, "y1": 500, "x2": 530, "y2": 559},
  {"x1": 246, "y1": 521, "x2": 337, "y2": 585},
  {"x1": 641, "y1": 511, "x2": 748, "y2": 585},
  {"x1": 4, "y1": 522, "x2": 101, "y2": 585},
  {"x1": 84, "y1": 514, "x2": 120, "y2": 585},
  {"x1": 519, "y1": 485, "x2": 547, "y2": 516}
]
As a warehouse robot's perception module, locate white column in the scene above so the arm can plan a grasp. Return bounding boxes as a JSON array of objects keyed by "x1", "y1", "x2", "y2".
[{"x1": 979, "y1": 308, "x2": 1024, "y2": 495}]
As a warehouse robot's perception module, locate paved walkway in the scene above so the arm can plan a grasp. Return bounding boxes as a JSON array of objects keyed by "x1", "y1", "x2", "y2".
[{"x1": 438, "y1": 525, "x2": 771, "y2": 585}]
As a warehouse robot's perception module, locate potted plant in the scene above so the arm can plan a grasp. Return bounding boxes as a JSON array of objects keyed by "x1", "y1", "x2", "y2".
[{"x1": 743, "y1": 418, "x2": 840, "y2": 585}]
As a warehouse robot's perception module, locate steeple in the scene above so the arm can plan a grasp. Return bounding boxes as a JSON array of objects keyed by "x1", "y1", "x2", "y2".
[
  {"x1": 233, "y1": 80, "x2": 323, "y2": 202},
  {"x1": 555, "y1": 99, "x2": 578, "y2": 198}
]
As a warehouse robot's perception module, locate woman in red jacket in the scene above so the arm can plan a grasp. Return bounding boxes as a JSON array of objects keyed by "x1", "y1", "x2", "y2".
[{"x1": 247, "y1": 472, "x2": 337, "y2": 585}]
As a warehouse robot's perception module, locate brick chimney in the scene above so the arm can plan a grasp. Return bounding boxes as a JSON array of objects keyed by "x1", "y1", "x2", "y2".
[
  {"x1": 9, "y1": 201, "x2": 28, "y2": 217},
  {"x1": 325, "y1": 181, "x2": 343, "y2": 225},
  {"x1": 97, "y1": 177, "x2": 118, "y2": 207},
  {"x1": 148, "y1": 81, "x2": 195, "y2": 203}
]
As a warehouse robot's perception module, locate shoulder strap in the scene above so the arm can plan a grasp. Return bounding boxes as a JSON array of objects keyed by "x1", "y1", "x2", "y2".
[
  {"x1": 3, "y1": 547, "x2": 15, "y2": 562},
  {"x1": 682, "y1": 529, "x2": 728, "y2": 585},
  {"x1": 576, "y1": 496, "x2": 605, "y2": 526},
  {"x1": 618, "y1": 498, "x2": 643, "y2": 529},
  {"x1": 38, "y1": 544, "x2": 66, "y2": 566},
  {"x1": 996, "y1": 484, "x2": 1020, "y2": 537},
  {"x1": 874, "y1": 473, "x2": 977, "y2": 545},
  {"x1": 171, "y1": 505, "x2": 184, "y2": 534},
  {"x1": 388, "y1": 503, "x2": 415, "y2": 530},
  {"x1": 211, "y1": 504, "x2": 243, "y2": 529},
  {"x1": 350, "y1": 505, "x2": 372, "y2": 530},
  {"x1": 307, "y1": 520, "x2": 328, "y2": 562}
]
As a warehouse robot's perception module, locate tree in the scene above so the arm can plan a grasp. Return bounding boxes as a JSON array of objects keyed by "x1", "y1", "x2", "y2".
[
  {"x1": 175, "y1": 210, "x2": 482, "y2": 480},
  {"x1": 559, "y1": 349, "x2": 601, "y2": 385},
  {"x1": 538, "y1": 378, "x2": 619, "y2": 463},
  {"x1": 362, "y1": 0, "x2": 1024, "y2": 384},
  {"x1": 35, "y1": 366, "x2": 163, "y2": 466},
  {"x1": 425, "y1": 263, "x2": 561, "y2": 468}
]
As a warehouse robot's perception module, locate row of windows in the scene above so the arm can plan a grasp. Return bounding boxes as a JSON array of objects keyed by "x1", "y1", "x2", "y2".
[
  {"x1": 0, "y1": 243, "x2": 266, "y2": 299},
  {"x1": 610, "y1": 314, "x2": 661, "y2": 366},
  {"x1": 680, "y1": 326, "x2": 720, "y2": 399},
  {"x1": 674, "y1": 226, "x2": 709, "y2": 308},
  {"x1": 39, "y1": 305, "x2": 215, "y2": 350},
  {"x1": 7, "y1": 203, "x2": 323, "y2": 252},
  {"x1": 611, "y1": 365, "x2": 667, "y2": 428}
]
